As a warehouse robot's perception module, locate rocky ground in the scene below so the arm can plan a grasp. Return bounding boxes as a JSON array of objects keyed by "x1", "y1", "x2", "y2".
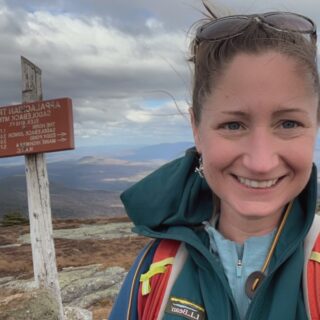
[{"x1": 0, "y1": 216, "x2": 150, "y2": 319}]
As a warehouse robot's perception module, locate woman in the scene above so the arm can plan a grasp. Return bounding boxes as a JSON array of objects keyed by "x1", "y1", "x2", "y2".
[{"x1": 110, "y1": 4, "x2": 320, "y2": 320}]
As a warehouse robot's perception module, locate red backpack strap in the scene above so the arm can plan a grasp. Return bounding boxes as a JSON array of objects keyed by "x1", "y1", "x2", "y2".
[
  {"x1": 138, "y1": 239, "x2": 181, "y2": 320},
  {"x1": 307, "y1": 233, "x2": 320, "y2": 319}
]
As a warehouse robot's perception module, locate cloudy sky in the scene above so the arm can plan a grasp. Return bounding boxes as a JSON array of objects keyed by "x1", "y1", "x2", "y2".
[{"x1": 1, "y1": 0, "x2": 319, "y2": 147}]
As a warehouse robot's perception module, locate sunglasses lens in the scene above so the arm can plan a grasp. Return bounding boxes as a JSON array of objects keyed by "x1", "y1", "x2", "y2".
[
  {"x1": 195, "y1": 12, "x2": 316, "y2": 49},
  {"x1": 197, "y1": 17, "x2": 250, "y2": 40},
  {"x1": 264, "y1": 13, "x2": 314, "y2": 33}
]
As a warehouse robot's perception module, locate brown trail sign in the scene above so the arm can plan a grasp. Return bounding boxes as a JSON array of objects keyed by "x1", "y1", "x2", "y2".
[
  {"x1": 3, "y1": 56, "x2": 76, "y2": 320},
  {"x1": 0, "y1": 97, "x2": 74, "y2": 157}
]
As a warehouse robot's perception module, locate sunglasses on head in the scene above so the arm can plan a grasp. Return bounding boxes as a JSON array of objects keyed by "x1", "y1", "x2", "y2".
[{"x1": 195, "y1": 12, "x2": 317, "y2": 47}]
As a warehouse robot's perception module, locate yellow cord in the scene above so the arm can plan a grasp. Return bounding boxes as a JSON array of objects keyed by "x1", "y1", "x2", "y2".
[
  {"x1": 140, "y1": 257, "x2": 174, "y2": 295},
  {"x1": 251, "y1": 201, "x2": 293, "y2": 291}
]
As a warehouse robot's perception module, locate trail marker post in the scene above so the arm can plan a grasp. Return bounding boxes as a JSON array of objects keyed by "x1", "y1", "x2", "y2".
[{"x1": 0, "y1": 56, "x2": 75, "y2": 320}]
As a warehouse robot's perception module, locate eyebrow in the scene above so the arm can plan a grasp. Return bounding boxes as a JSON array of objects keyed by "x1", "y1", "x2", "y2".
[
  {"x1": 221, "y1": 108, "x2": 309, "y2": 117},
  {"x1": 272, "y1": 108, "x2": 309, "y2": 117}
]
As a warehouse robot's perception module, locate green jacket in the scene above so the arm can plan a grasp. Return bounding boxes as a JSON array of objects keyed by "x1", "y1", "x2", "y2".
[{"x1": 121, "y1": 148, "x2": 317, "y2": 319}]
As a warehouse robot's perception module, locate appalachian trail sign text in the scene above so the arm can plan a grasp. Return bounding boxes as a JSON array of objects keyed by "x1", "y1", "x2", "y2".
[{"x1": 0, "y1": 97, "x2": 74, "y2": 157}]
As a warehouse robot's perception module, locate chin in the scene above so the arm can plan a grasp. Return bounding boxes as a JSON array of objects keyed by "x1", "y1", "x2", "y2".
[{"x1": 233, "y1": 201, "x2": 285, "y2": 220}]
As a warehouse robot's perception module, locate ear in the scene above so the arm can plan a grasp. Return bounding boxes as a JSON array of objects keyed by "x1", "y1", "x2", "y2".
[{"x1": 189, "y1": 108, "x2": 202, "y2": 154}]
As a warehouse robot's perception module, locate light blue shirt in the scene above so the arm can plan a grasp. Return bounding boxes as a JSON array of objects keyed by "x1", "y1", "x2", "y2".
[{"x1": 203, "y1": 220, "x2": 276, "y2": 319}]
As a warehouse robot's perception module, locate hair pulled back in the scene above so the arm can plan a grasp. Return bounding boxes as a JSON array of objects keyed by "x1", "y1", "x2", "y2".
[{"x1": 190, "y1": 7, "x2": 319, "y2": 125}]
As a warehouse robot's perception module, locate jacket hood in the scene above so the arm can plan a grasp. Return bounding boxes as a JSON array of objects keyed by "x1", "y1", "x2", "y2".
[
  {"x1": 121, "y1": 147, "x2": 317, "y2": 236},
  {"x1": 121, "y1": 148, "x2": 213, "y2": 228}
]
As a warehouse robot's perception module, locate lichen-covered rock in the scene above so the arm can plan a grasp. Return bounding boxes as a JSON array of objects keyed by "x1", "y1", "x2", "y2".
[
  {"x1": 0, "y1": 288, "x2": 59, "y2": 320},
  {"x1": 0, "y1": 264, "x2": 126, "y2": 317},
  {"x1": 60, "y1": 264, "x2": 126, "y2": 307},
  {"x1": 0, "y1": 277, "x2": 37, "y2": 292},
  {"x1": 0, "y1": 276, "x2": 14, "y2": 285},
  {"x1": 19, "y1": 222, "x2": 136, "y2": 243},
  {"x1": 64, "y1": 306, "x2": 92, "y2": 320}
]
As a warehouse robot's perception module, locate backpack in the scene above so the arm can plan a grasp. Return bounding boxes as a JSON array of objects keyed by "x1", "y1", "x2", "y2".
[
  {"x1": 304, "y1": 214, "x2": 320, "y2": 319},
  {"x1": 138, "y1": 215, "x2": 320, "y2": 320}
]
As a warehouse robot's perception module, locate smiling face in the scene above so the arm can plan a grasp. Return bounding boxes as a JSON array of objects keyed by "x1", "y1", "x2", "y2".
[{"x1": 191, "y1": 51, "x2": 318, "y2": 225}]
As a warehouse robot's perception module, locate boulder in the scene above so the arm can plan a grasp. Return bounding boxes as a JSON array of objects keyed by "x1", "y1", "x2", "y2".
[
  {"x1": 0, "y1": 288, "x2": 60, "y2": 320},
  {"x1": 64, "y1": 306, "x2": 92, "y2": 320},
  {"x1": 60, "y1": 264, "x2": 126, "y2": 307},
  {"x1": 0, "y1": 289, "x2": 93, "y2": 320},
  {"x1": 0, "y1": 264, "x2": 126, "y2": 319}
]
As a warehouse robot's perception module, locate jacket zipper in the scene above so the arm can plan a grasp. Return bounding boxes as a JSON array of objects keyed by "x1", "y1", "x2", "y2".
[{"x1": 236, "y1": 259, "x2": 242, "y2": 278}]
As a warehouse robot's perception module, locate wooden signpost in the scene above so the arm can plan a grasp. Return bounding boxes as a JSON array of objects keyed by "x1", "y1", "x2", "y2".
[{"x1": 0, "y1": 57, "x2": 75, "y2": 320}]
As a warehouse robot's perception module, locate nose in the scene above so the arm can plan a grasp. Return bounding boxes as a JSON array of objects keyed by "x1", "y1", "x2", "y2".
[{"x1": 242, "y1": 127, "x2": 280, "y2": 174}]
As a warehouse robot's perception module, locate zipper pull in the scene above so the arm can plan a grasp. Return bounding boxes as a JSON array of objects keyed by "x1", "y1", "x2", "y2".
[{"x1": 236, "y1": 259, "x2": 242, "y2": 278}]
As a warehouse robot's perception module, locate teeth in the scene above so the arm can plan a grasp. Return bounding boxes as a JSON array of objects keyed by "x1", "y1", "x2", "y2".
[{"x1": 237, "y1": 176, "x2": 278, "y2": 189}]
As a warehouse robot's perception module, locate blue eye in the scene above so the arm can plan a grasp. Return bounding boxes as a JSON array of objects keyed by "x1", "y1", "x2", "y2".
[
  {"x1": 281, "y1": 120, "x2": 300, "y2": 129},
  {"x1": 224, "y1": 122, "x2": 242, "y2": 130}
]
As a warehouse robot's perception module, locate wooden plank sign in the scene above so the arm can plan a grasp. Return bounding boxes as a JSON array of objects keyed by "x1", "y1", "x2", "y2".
[{"x1": 0, "y1": 97, "x2": 74, "y2": 158}]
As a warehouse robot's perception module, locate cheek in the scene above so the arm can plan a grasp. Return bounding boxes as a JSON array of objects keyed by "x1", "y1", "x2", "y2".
[
  {"x1": 201, "y1": 139, "x2": 236, "y2": 177},
  {"x1": 284, "y1": 146, "x2": 315, "y2": 179},
  {"x1": 284, "y1": 134, "x2": 316, "y2": 167}
]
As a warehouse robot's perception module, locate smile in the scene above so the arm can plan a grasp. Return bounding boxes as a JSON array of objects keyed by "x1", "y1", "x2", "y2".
[{"x1": 236, "y1": 176, "x2": 279, "y2": 189}]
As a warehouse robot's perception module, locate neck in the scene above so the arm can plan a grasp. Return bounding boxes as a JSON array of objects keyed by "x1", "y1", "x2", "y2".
[{"x1": 217, "y1": 205, "x2": 284, "y2": 244}]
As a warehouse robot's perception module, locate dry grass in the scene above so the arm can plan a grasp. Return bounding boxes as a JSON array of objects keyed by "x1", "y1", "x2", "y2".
[
  {"x1": 0, "y1": 244, "x2": 33, "y2": 278},
  {"x1": 0, "y1": 225, "x2": 30, "y2": 245},
  {"x1": 89, "y1": 298, "x2": 115, "y2": 320}
]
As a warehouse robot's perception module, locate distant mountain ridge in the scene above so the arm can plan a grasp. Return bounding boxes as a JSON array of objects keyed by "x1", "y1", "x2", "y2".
[
  {"x1": 118, "y1": 142, "x2": 193, "y2": 161},
  {"x1": 0, "y1": 175, "x2": 124, "y2": 219},
  {"x1": 0, "y1": 142, "x2": 193, "y2": 219}
]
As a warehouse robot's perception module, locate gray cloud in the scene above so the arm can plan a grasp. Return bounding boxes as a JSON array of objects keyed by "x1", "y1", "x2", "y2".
[{"x1": 4, "y1": 0, "x2": 202, "y2": 31}]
